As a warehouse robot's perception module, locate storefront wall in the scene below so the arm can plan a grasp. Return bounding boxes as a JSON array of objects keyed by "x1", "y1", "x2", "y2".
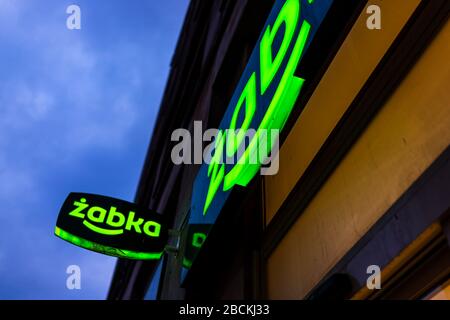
[{"x1": 265, "y1": 2, "x2": 450, "y2": 299}]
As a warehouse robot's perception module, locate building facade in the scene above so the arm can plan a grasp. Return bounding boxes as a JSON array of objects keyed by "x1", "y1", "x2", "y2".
[{"x1": 108, "y1": 0, "x2": 450, "y2": 300}]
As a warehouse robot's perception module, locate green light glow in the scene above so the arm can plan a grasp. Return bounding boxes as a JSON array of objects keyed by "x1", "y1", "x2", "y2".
[
  {"x1": 54, "y1": 226, "x2": 163, "y2": 260},
  {"x1": 260, "y1": 0, "x2": 299, "y2": 95},
  {"x1": 87, "y1": 206, "x2": 107, "y2": 223},
  {"x1": 106, "y1": 206, "x2": 126, "y2": 227},
  {"x1": 69, "y1": 199, "x2": 88, "y2": 219},
  {"x1": 202, "y1": 0, "x2": 314, "y2": 215},
  {"x1": 183, "y1": 257, "x2": 193, "y2": 269},
  {"x1": 226, "y1": 72, "x2": 257, "y2": 158},
  {"x1": 82, "y1": 220, "x2": 123, "y2": 235},
  {"x1": 203, "y1": 130, "x2": 226, "y2": 215},
  {"x1": 223, "y1": 21, "x2": 311, "y2": 191},
  {"x1": 192, "y1": 232, "x2": 207, "y2": 248}
]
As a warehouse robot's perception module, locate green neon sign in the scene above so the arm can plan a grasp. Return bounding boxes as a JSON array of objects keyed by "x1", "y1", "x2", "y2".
[
  {"x1": 184, "y1": 0, "x2": 334, "y2": 281},
  {"x1": 55, "y1": 193, "x2": 168, "y2": 260},
  {"x1": 203, "y1": 0, "x2": 312, "y2": 215},
  {"x1": 68, "y1": 197, "x2": 161, "y2": 237}
]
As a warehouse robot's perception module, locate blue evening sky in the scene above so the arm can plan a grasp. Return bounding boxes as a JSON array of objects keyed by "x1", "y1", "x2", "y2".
[{"x1": 0, "y1": 0, "x2": 188, "y2": 299}]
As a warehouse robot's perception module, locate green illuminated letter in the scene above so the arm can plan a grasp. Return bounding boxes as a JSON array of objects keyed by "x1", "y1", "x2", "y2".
[
  {"x1": 260, "y1": 0, "x2": 300, "y2": 95},
  {"x1": 86, "y1": 206, "x2": 107, "y2": 223},
  {"x1": 192, "y1": 232, "x2": 206, "y2": 248},
  {"x1": 69, "y1": 198, "x2": 88, "y2": 219},
  {"x1": 203, "y1": 130, "x2": 226, "y2": 215},
  {"x1": 143, "y1": 221, "x2": 161, "y2": 237},
  {"x1": 125, "y1": 211, "x2": 144, "y2": 233},
  {"x1": 202, "y1": 0, "x2": 314, "y2": 213},
  {"x1": 106, "y1": 206, "x2": 125, "y2": 228},
  {"x1": 226, "y1": 72, "x2": 257, "y2": 158},
  {"x1": 224, "y1": 11, "x2": 311, "y2": 189}
]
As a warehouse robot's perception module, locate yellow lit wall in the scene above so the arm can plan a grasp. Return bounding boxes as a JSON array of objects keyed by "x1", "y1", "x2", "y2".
[
  {"x1": 265, "y1": 4, "x2": 450, "y2": 299},
  {"x1": 427, "y1": 280, "x2": 450, "y2": 300},
  {"x1": 264, "y1": 0, "x2": 421, "y2": 224}
]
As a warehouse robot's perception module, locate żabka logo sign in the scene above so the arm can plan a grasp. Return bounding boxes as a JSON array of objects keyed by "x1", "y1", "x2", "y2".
[
  {"x1": 55, "y1": 193, "x2": 168, "y2": 260},
  {"x1": 69, "y1": 197, "x2": 161, "y2": 237}
]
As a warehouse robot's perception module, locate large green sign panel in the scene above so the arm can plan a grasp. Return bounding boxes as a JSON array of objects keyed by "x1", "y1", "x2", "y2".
[{"x1": 183, "y1": 0, "x2": 334, "y2": 281}]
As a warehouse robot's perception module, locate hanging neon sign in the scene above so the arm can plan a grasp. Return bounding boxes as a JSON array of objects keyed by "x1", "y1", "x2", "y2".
[{"x1": 55, "y1": 193, "x2": 168, "y2": 260}]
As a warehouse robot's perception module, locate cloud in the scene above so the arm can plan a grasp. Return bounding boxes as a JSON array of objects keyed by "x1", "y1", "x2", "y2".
[
  {"x1": 0, "y1": 4, "x2": 142, "y2": 160},
  {"x1": 0, "y1": 212, "x2": 116, "y2": 299},
  {"x1": 0, "y1": 167, "x2": 35, "y2": 201},
  {"x1": 1, "y1": 84, "x2": 55, "y2": 125},
  {"x1": 0, "y1": 0, "x2": 23, "y2": 18},
  {"x1": 0, "y1": 0, "x2": 189, "y2": 299},
  {"x1": 0, "y1": 1, "x2": 135, "y2": 298}
]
